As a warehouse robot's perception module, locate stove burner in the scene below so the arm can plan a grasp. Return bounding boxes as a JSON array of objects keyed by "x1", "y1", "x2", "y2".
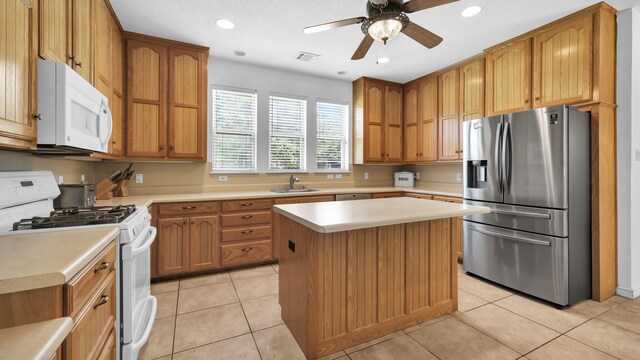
[{"x1": 12, "y1": 205, "x2": 137, "y2": 231}]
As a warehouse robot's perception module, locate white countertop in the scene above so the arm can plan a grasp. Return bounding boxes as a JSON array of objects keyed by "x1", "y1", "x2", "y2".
[
  {"x1": 0, "y1": 227, "x2": 120, "y2": 294},
  {"x1": 0, "y1": 318, "x2": 72, "y2": 360},
  {"x1": 273, "y1": 197, "x2": 490, "y2": 233}
]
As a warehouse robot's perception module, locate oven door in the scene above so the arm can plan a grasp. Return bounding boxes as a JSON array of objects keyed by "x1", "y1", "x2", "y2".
[{"x1": 121, "y1": 225, "x2": 157, "y2": 359}]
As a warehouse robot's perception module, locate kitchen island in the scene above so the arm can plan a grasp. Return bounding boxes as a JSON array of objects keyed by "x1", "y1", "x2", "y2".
[{"x1": 273, "y1": 197, "x2": 489, "y2": 359}]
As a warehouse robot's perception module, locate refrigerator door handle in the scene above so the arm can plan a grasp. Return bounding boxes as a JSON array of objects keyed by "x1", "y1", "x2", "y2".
[
  {"x1": 468, "y1": 225, "x2": 551, "y2": 246},
  {"x1": 491, "y1": 209, "x2": 552, "y2": 219},
  {"x1": 495, "y1": 122, "x2": 503, "y2": 194},
  {"x1": 501, "y1": 122, "x2": 512, "y2": 194}
]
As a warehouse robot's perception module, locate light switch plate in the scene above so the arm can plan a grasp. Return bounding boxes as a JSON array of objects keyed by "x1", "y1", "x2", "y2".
[
  {"x1": 335, "y1": 174, "x2": 342, "y2": 179},
  {"x1": 58, "y1": 176, "x2": 64, "y2": 185},
  {"x1": 364, "y1": 172, "x2": 369, "y2": 180},
  {"x1": 327, "y1": 174, "x2": 334, "y2": 180},
  {"x1": 135, "y1": 174, "x2": 144, "y2": 184},
  {"x1": 456, "y1": 173, "x2": 462, "y2": 182},
  {"x1": 218, "y1": 175, "x2": 228, "y2": 182}
]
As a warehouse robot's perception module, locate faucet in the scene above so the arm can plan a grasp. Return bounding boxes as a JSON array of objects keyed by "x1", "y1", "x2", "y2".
[{"x1": 289, "y1": 175, "x2": 300, "y2": 190}]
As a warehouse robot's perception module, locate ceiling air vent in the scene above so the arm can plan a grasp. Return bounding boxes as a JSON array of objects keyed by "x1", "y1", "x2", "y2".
[{"x1": 294, "y1": 51, "x2": 320, "y2": 62}]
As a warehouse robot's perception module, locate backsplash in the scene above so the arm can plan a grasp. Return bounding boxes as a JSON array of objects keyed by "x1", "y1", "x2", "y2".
[
  {"x1": 0, "y1": 151, "x2": 96, "y2": 184},
  {"x1": 406, "y1": 163, "x2": 464, "y2": 191},
  {"x1": 93, "y1": 162, "x2": 402, "y2": 195}
]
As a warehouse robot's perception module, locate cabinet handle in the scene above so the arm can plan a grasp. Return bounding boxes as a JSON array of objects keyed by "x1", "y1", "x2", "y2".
[
  {"x1": 241, "y1": 247, "x2": 253, "y2": 252},
  {"x1": 241, "y1": 203, "x2": 253, "y2": 207},
  {"x1": 93, "y1": 261, "x2": 110, "y2": 273},
  {"x1": 535, "y1": 97, "x2": 540, "y2": 101},
  {"x1": 76, "y1": 62, "x2": 82, "y2": 68},
  {"x1": 169, "y1": 145, "x2": 175, "y2": 150},
  {"x1": 182, "y1": 206, "x2": 196, "y2": 210},
  {"x1": 191, "y1": 221, "x2": 194, "y2": 225},
  {"x1": 159, "y1": 145, "x2": 165, "y2": 150},
  {"x1": 419, "y1": 152, "x2": 423, "y2": 156},
  {"x1": 93, "y1": 295, "x2": 109, "y2": 309},
  {"x1": 241, "y1": 215, "x2": 253, "y2": 219},
  {"x1": 241, "y1": 230, "x2": 253, "y2": 235},
  {"x1": 183, "y1": 220, "x2": 188, "y2": 225},
  {"x1": 33, "y1": 113, "x2": 42, "y2": 121},
  {"x1": 112, "y1": 140, "x2": 116, "y2": 144},
  {"x1": 524, "y1": 99, "x2": 529, "y2": 103}
]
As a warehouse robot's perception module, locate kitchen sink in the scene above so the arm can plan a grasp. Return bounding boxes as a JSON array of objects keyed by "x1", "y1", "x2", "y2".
[{"x1": 270, "y1": 188, "x2": 319, "y2": 193}]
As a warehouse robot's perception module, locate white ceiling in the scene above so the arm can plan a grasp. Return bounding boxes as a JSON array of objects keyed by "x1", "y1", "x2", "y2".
[{"x1": 110, "y1": 0, "x2": 638, "y2": 83}]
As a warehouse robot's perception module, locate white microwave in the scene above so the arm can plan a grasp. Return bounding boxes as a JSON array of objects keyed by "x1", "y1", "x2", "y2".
[{"x1": 37, "y1": 60, "x2": 112, "y2": 153}]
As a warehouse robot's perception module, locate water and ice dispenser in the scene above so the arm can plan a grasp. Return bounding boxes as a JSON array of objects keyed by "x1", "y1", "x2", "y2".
[{"x1": 466, "y1": 160, "x2": 488, "y2": 189}]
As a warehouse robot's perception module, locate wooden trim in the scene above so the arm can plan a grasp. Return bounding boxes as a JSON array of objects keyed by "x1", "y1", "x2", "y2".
[
  {"x1": 0, "y1": 285, "x2": 64, "y2": 329},
  {"x1": 124, "y1": 31, "x2": 210, "y2": 51}
]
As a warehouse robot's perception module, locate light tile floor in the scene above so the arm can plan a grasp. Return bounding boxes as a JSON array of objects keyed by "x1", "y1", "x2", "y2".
[{"x1": 142, "y1": 263, "x2": 640, "y2": 360}]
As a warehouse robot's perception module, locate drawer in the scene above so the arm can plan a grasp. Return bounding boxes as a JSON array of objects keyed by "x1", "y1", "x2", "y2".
[
  {"x1": 273, "y1": 195, "x2": 335, "y2": 204},
  {"x1": 405, "y1": 193, "x2": 433, "y2": 200},
  {"x1": 432, "y1": 196, "x2": 462, "y2": 203},
  {"x1": 221, "y1": 199, "x2": 272, "y2": 213},
  {"x1": 96, "y1": 328, "x2": 116, "y2": 360},
  {"x1": 221, "y1": 211, "x2": 271, "y2": 228},
  {"x1": 222, "y1": 225, "x2": 272, "y2": 243},
  {"x1": 221, "y1": 240, "x2": 272, "y2": 267},
  {"x1": 66, "y1": 273, "x2": 116, "y2": 360},
  {"x1": 158, "y1": 201, "x2": 219, "y2": 217},
  {"x1": 66, "y1": 242, "x2": 116, "y2": 318},
  {"x1": 372, "y1": 192, "x2": 405, "y2": 199}
]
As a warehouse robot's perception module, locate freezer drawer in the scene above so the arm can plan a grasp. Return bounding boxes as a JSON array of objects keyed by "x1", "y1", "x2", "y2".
[
  {"x1": 463, "y1": 221, "x2": 569, "y2": 305},
  {"x1": 463, "y1": 200, "x2": 568, "y2": 237}
]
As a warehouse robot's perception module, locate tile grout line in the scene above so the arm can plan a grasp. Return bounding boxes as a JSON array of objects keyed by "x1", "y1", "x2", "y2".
[
  {"x1": 561, "y1": 318, "x2": 628, "y2": 359},
  {"x1": 401, "y1": 330, "x2": 444, "y2": 360},
  {"x1": 229, "y1": 273, "x2": 264, "y2": 360}
]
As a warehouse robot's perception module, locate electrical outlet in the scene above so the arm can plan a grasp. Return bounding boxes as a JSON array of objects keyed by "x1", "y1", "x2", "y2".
[
  {"x1": 80, "y1": 174, "x2": 86, "y2": 183},
  {"x1": 218, "y1": 175, "x2": 228, "y2": 182},
  {"x1": 135, "y1": 174, "x2": 144, "y2": 184},
  {"x1": 364, "y1": 172, "x2": 369, "y2": 180},
  {"x1": 415, "y1": 172, "x2": 420, "y2": 180},
  {"x1": 636, "y1": 148, "x2": 640, "y2": 161},
  {"x1": 456, "y1": 173, "x2": 462, "y2": 182},
  {"x1": 58, "y1": 176, "x2": 64, "y2": 185},
  {"x1": 327, "y1": 174, "x2": 334, "y2": 180},
  {"x1": 335, "y1": 174, "x2": 343, "y2": 179}
]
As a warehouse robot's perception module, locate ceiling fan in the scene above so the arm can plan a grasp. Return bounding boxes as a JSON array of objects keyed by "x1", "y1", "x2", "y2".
[{"x1": 304, "y1": 0, "x2": 458, "y2": 60}]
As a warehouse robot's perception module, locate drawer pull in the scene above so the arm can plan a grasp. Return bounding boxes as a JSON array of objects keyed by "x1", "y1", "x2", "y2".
[
  {"x1": 241, "y1": 230, "x2": 253, "y2": 234},
  {"x1": 94, "y1": 261, "x2": 110, "y2": 273},
  {"x1": 241, "y1": 203, "x2": 253, "y2": 207},
  {"x1": 93, "y1": 295, "x2": 109, "y2": 309},
  {"x1": 241, "y1": 215, "x2": 253, "y2": 219},
  {"x1": 241, "y1": 247, "x2": 253, "y2": 252},
  {"x1": 182, "y1": 206, "x2": 197, "y2": 210}
]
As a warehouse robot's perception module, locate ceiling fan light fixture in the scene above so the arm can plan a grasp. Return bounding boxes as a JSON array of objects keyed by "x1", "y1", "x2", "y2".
[
  {"x1": 461, "y1": 5, "x2": 482, "y2": 18},
  {"x1": 368, "y1": 19, "x2": 403, "y2": 44}
]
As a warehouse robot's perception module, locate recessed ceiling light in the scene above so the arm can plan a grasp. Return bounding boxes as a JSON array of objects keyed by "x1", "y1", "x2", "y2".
[
  {"x1": 337, "y1": 71, "x2": 347, "y2": 75},
  {"x1": 216, "y1": 19, "x2": 235, "y2": 29},
  {"x1": 377, "y1": 57, "x2": 391, "y2": 64},
  {"x1": 234, "y1": 50, "x2": 246, "y2": 57},
  {"x1": 461, "y1": 5, "x2": 482, "y2": 17}
]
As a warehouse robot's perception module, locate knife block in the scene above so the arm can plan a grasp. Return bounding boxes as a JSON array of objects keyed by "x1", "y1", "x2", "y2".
[
  {"x1": 96, "y1": 178, "x2": 117, "y2": 200},
  {"x1": 113, "y1": 180, "x2": 129, "y2": 197}
]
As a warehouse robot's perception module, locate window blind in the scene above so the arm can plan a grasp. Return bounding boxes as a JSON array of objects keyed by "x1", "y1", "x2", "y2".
[
  {"x1": 269, "y1": 95, "x2": 306, "y2": 170},
  {"x1": 316, "y1": 101, "x2": 349, "y2": 170},
  {"x1": 212, "y1": 89, "x2": 257, "y2": 171}
]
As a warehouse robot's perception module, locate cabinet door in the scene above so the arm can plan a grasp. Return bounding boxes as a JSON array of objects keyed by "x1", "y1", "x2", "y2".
[
  {"x1": 418, "y1": 76, "x2": 438, "y2": 162},
  {"x1": 486, "y1": 38, "x2": 532, "y2": 115},
  {"x1": 385, "y1": 84, "x2": 403, "y2": 162},
  {"x1": 168, "y1": 47, "x2": 206, "y2": 160},
  {"x1": 460, "y1": 59, "x2": 485, "y2": 122},
  {"x1": 157, "y1": 217, "x2": 190, "y2": 276},
  {"x1": 438, "y1": 69, "x2": 460, "y2": 161},
  {"x1": 126, "y1": 40, "x2": 167, "y2": 158},
  {"x1": 38, "y1": 0, "x2": 68, "y2": 63},
  {"x1": 404, "y1": 84, "x2": 418, "y2": 163},
  {"x1": 0, "y1": 0, "x2": 37, "y2": 150},
  {"x1": 71, "y1": 0, "x2": 92, "y2": 82},
  {"x1": 189, "y1": 215, "x2": 220, "y2": 272},
  {"x1": 109, "y1": 19, "x2": 123, "y2": 156},
  {"x1": 364, "y1": 80, "x2": 385, "y2": 162},
  {"x1": 93, "y1": 0, "x2": 111, "y2": 98},
  {"x1": 533, "y1": 15, "x2": 592, "y2": 107}
]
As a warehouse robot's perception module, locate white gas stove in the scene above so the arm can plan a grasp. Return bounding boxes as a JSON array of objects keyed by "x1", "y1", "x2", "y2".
[{"x1": 0, "y1": 171, "x2": 156, "y2": 360}]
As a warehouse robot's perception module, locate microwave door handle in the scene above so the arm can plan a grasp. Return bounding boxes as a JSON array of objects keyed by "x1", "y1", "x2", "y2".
[
  {"x1": 131, "y1": 227, "x2": 157, "y2": 258},
  {"x1": 99, "y1": 99, "x2": 113, "y2": 149},
  {"x1": 494, "y1": 122, "x2": 503, "y2": 194}
]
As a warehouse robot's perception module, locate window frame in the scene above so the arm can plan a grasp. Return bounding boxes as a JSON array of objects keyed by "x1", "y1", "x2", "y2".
[
  {"x1": 267, "y1": 92, "x2": 308, "y2": 173},
  {"x1": 315, "y1": 98, "x2": 350, "y2": 172}
]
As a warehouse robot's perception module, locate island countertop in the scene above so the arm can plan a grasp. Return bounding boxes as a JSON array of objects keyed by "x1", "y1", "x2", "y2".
[{"x1": 273, "y1": 197, "x2": 490, "y2": 233}]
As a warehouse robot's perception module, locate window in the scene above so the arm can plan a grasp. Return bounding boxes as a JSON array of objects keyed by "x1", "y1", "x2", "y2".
[
  {"x1": 269, "y1": 95, "x2": 306, "y2": 171},
  {"x1": 211, "y1": 88, "x2": 257, "y2": 171},
  {"x1": 316, "y1": 101, "x2": 349, "y2": 171}
]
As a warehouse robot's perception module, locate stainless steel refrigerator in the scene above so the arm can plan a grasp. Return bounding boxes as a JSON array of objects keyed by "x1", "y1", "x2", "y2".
[{"x1": 462, "y1": 105, "x2": 591, "y2": 306}]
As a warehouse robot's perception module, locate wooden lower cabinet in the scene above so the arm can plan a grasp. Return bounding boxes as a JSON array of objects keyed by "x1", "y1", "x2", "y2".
[
  {"x1": 221, "y1": 240, "x2": 272, "y2": 267},
  {"x1": 433, "y1": 196, "x2": 464, "y2": 261},
  {"x1": 372, "y1": 192, "x2": 405, "y2": 199},
  {"x1": 189, "y1": 215, "x2": 220, "y2": 272},
  {"x1": 405, "y1": 193, "x2": 433, "y2": 200},
  {"x1": 96, "y1": 329, "x2": 116, "y2": 360},
  {"x1": 157, "y1": 217, "x2": 190, "y2": 276}
]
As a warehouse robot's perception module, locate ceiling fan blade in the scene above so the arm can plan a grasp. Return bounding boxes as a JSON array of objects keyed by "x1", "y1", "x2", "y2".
[
  {"x1": 402, "y1": 0, "x2": 458, "y2": 13},
  {"x1": 352, "y1": 36, "x2": 375, "y2": 60},
  {"x1": 402, "y1": 21, "x2": 443, "y2": 48},
  {"x1": 304, "y1": 17, "x2": 367, "y2": 34}
]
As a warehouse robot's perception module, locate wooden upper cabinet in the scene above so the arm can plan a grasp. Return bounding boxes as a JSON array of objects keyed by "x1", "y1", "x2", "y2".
[
  {"x1": 110, "y1": 17, "x2": 124, "y2": 156},
  {"x1": 126, "y1": 39, "x2": 167, "y2": 158},
  {"x1": 157, "y1": 217, "x2": 190, "y2": 276},
  {"x1": 364, "y1": 80, "x2": 385, "y2": 163},
  {"x1": 71, "y1": 0, "x2": 92, "y2": 82},
  {"x1": 533, "y1": 14, "x2": 593, "y2": 107},
  {"x1": 438, "y1": 69, "x2": 460, "y2": 161},
  {"x1": 486, "y1": 38, "x2": 532, "y2": 115},
  {"x1": 93, "y1": 0, "x2": 111, "y2": 99},
  {"x1": 189, "y1": 215, "x2": 220, "y2": 272},
  {"x1": 168, "y1": 47, "x2": 206, "y2": 160},
  {"x1": 0, "y1": 0, "x2": 38, "y2": 150},
  {"x1": 39, "y1": 0, "x2": 68, "y2": 63},
  {"x1": 459, "y1": 59, "x2": 485, "y2": 122},
  {"x1": 403, "y1": 83, "x2": 418, "y2": 163},
  {"x1": 385, "y1": 84, "x2": 403, "y2": 162},
  {"x1": 418, "y1": 76, "x2": 438, "y2": 162}
]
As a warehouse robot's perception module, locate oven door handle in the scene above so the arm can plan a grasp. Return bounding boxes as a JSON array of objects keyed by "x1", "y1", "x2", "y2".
[
  {"x1": 131, "y1": 227, "x2": 157, "y2": 258},
  {"x1": 130, "y1": 296, "x2": 157, "y2": 352}
]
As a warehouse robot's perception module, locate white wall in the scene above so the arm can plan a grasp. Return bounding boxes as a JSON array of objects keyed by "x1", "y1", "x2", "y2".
[
  {"x1": 616, "y1": 6, "x2": 640, "y2": 299},
  {"x1": 207, "y1": 58, "x2": 353, "y2": 173}
]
